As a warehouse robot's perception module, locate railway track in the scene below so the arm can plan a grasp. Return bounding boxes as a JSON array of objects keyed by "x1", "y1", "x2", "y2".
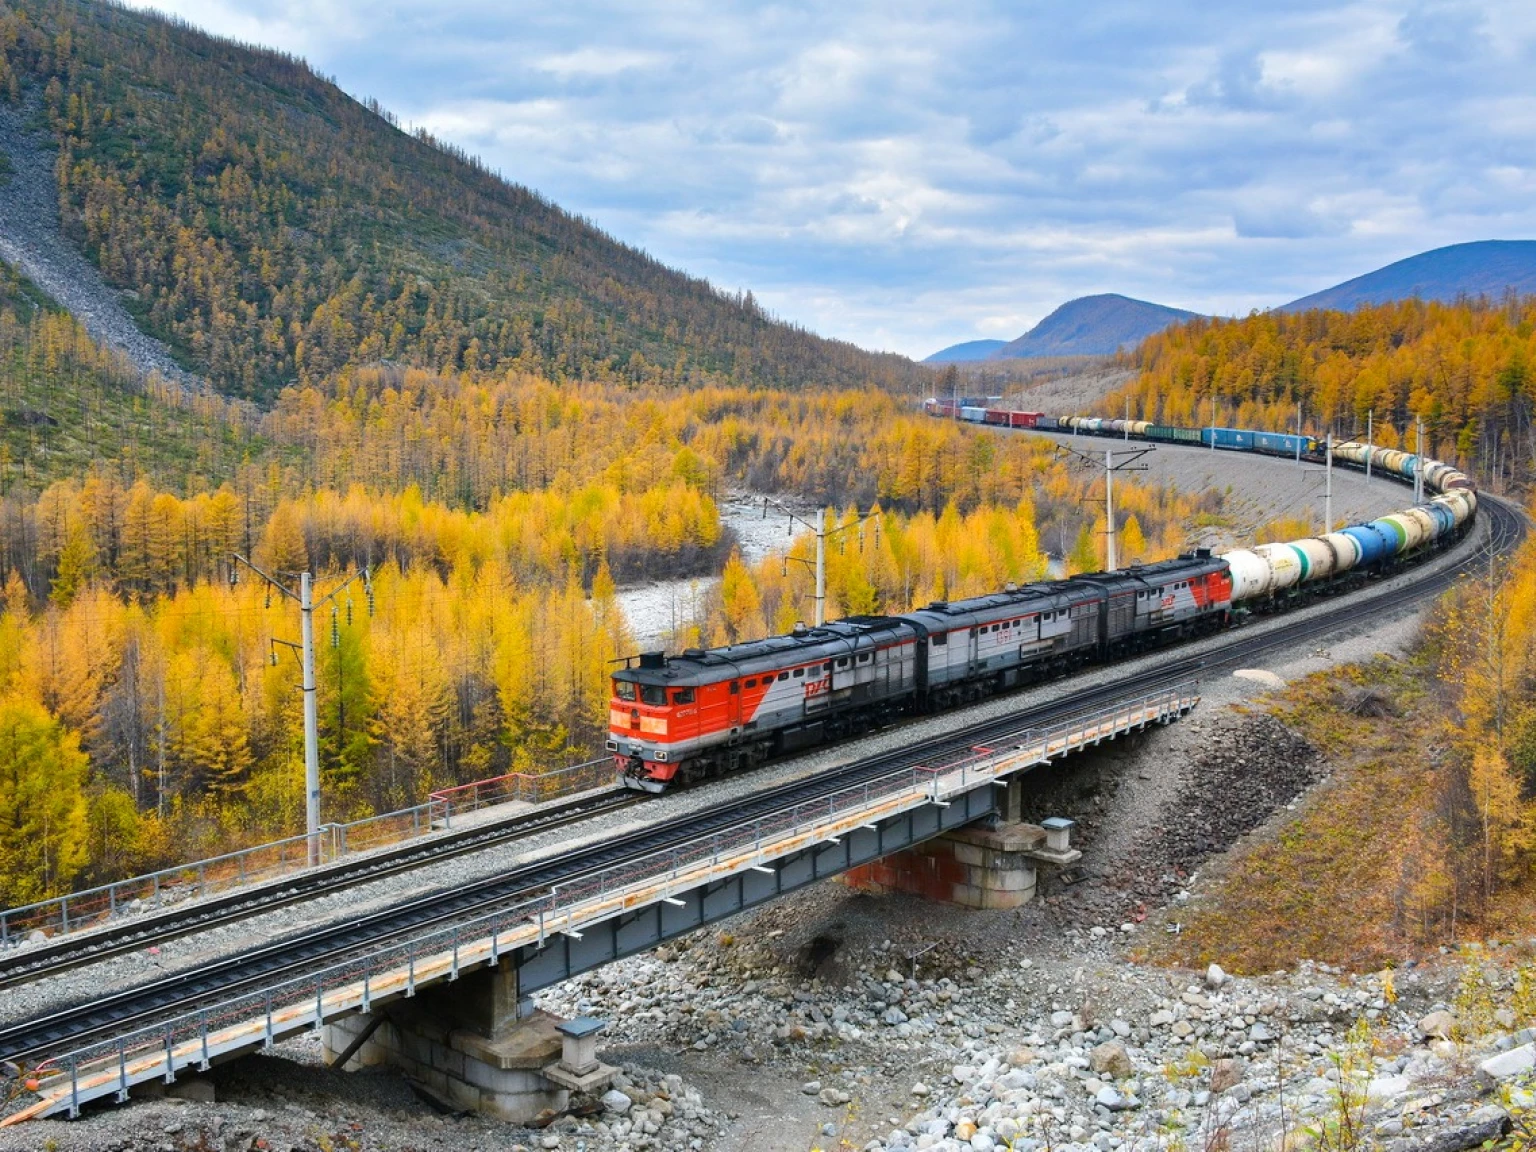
[
  {"x1": 0, "y1": 788, "x2": 642, "y2": 993},
  {"x1": 1, "y1": 496, "x2": 1523, "y2": 1067}
]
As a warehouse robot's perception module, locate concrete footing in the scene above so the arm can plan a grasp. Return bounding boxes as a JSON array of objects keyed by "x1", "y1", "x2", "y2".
[
  {"x1": 844, "y1": 818, "x2": 1081, "y2": 909},
  {"x1": 322, "y1": 958, "x2": 615, "y2": 1121}
]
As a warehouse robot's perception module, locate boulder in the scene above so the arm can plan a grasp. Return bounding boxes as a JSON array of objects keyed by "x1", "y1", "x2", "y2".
[
  {"x1": 1088, "y1": 1041, "x2": 1134, "y2": 1079},
  {"x1": 1205, "y1": 964, "x2": 1228, "y2": 989},
  {"x1": 1208, "y1": 1058, "x2": 1243, "y2": 1095},
  {"x1": 1418, "y1": 1010, "x2": 1457, "y2": 1041},
  {"x1": 818, "y1": 1087, "x2": 851, "y2": 1107},
  {"x1": 1479, "y1": 1044, "x2": 1535, "y2": 1082},
  {"x1": 601, "y1": 1089, "x2": 632, "y2": 1115}
]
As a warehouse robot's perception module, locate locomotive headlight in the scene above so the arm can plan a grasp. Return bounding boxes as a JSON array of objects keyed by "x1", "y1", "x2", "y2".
[{"x1": 639, "y1": 716, "x2": 669, "y2": 736}]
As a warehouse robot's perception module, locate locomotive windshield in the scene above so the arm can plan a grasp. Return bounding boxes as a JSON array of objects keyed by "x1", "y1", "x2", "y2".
[
  {"x1": 641, "y1": 685, "x2": 667, "y2": 706},
  {"x1": 613, "y1": 680, "x2": 636, "y2": 702}
]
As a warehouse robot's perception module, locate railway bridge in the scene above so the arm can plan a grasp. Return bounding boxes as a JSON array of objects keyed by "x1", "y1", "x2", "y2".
[{"x1": 0, "y1": 486, "x2": 1525, "y2": 1127}]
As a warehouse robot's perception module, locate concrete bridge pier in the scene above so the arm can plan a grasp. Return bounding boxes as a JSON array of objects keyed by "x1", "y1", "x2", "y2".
[
  {"x1": 843, "y1": 774, "x2": 1080, "y2": 908},
  {"x1": 323, "y1": 956, "x2": 615, "y2": 1120}
]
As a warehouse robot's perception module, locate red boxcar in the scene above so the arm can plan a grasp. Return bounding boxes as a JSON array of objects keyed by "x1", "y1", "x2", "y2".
[{"x1": 1009, "y1": 411, "x2": 1044, "y2": 428}]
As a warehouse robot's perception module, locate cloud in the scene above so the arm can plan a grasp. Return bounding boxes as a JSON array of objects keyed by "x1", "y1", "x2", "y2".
[{"x1": 120, "y1": 0, "x2": 1536, "y2": 359}]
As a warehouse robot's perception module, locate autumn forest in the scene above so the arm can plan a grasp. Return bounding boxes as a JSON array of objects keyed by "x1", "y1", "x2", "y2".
[{"x1": 0, "y1": 0, "x2": 1532, "y2": 956}]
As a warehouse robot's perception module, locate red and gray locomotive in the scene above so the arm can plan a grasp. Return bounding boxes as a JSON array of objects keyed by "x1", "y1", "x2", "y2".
[{"x1": 608, "y1": 553, "x2": 1231, "y2": 791}]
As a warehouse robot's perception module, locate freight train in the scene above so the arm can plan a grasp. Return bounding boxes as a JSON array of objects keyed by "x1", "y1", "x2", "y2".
[{"x1": 607, "y1": 411, "x2": 1475, "y2": 792}]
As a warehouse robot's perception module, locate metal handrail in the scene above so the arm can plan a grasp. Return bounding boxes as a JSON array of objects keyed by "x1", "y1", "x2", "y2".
[
  {"x1": 1, "y1": 758, "x2": 615, "y2": 947},
  {"x1": 22, "y1": 683, "x2": 1198, "y2": 1120}
]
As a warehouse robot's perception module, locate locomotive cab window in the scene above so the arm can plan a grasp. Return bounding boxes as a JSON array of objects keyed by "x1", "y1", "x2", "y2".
[
  {"x1": 857, "y1": 653, "x2": 871, "y2": 664},
  {"x1": 672, "y1": 688, "x2": 694, "y2": 704},
  {"x1": 931, "y1": 634, "x2": 947, "y2": 647},
  {"x1": 793, "y1": 668, "x2": 804, "y2": 678},
  {"x1": 640, "y1": 685, "x2": 667, "y2": 706},
  {"x1": 614, "y1": 681, "x2": 637, "y2": 702},
  {"x1": 745, "y1": 678, "x2": 757, "y2": 688},
  {"x1": 778, "y1": 671, "x2": 789, "y2": 681}
]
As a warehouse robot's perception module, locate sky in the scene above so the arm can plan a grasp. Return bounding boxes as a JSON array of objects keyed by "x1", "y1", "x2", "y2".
[{"x1": 123, "y1": 0, "x2": 1536, "y2": 360}]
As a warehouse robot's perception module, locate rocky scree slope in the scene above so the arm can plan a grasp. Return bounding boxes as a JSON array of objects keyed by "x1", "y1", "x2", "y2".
[{"x1": 0, "y1": 99, "x2": 205, "y2": 395}]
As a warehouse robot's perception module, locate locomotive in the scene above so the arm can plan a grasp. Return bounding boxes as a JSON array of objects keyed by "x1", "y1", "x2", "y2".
[{"x1": 608, "y1": 414, "x2": 1476, "y2": 793}]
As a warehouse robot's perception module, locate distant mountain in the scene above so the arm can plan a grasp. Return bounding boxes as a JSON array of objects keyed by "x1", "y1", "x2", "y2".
[
  {"x1": 0, "y1": 0, "x2": 924, "y2": 400},
  {"x1": 923, "y1": 339, "x2": 1008, "y2": 363},
  {"x1": 993, "y1": 294, "x2": 1200, "y2": 359},
  {"x1": 1281, "y1": 240, "x2": 1536, "y2": 312}
]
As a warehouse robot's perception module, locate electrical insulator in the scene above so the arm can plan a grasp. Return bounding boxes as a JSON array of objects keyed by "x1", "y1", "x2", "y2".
[
  {"x1": 331, "y1": 606, "x2": 339, "y2": 649},
  {"x1": 264, "y1": 586, "x2": 271, "y2": 610},
  {"x1": 346, "y1": 597, "x2": 353, "y2": 626},
  {"x1": 366, "y1": 586, "x2": 375, "y2": 617},
  {"x1": 270, "y1": 650, "x2": 278, "y2": 667}
]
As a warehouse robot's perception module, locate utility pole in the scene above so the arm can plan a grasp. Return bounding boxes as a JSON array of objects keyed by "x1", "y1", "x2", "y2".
[
  {"x1": 1056, "y1": 443, "x2": 1153, "y2": 572},
  {"x1": 1414, "y1": 418, "x2": 1425, "y2": 503},
  {"x1": 234, "y1": 556, "x2": 371, "y2": 866},
  {"x1": 1210, "y1": 396, "x2": 1216, "y2": 452},
  {"x1": 1124, "y1": 398, "x2": 1130, "y2": 440},
  {"x1": 1105, "y1": 451, "x2": 1116, "y2": 570},
  {"x1": 1365, "y1": 409, "x2": 1373, "y2": 483},
  {"x1": 764, "y1": 500, "x2": 878, "y2": 627},
  {"x1": 814, "y1": 507, "x2": 826, "y2": 627},
  {"x1": 1296, "y1": 401, "x2": 1303, "y2": 467},
  {"x1": 1324, "y1": 433, "x2": 1333, "y2": 534}
]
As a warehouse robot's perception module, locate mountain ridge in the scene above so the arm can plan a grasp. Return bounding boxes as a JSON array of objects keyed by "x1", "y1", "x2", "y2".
[
  {"x1": 1280, "y1": 240, "x2": 1536, "y2": 312},
  {"x1": 0, "y1": 0, "x2": 924, "y2": 400}
]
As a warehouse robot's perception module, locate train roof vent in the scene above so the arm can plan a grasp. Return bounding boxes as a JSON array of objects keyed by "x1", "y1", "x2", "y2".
[
  {"x1": 1193, "y1": 547, "x2": 1212, "y2": 558},
  {"x1": 639, "y1": 651, "x2": 666, "y2": 669},
  {"x1": 683, "y1": 647, "x2": 706, "y2": 659},
  {"x1": 1004, "y1": 582, "x2": 1018, "y2": 592},
  {"x1": 792, "y1": 622, "x2": 808, "y2": 636},
  {"x1": 928, "y1": 600, "x2": 949, "y2": 610}
]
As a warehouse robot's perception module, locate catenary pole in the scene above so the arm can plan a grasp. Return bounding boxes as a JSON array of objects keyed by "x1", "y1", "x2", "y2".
[
  {"x1": 1324, "y1": 433, "x2": 1333, "y2": 534},
  {"x1": 231, "y1": 556, "x2": 368, "y2": 866},
  {"x1": 814, "y1": 507, "x2": 826, "y2": 627},
  {"x1": 299, "y1": 572, "x2": 320, "y2": 868},
  {"x1": 1105, "y1": 451, "x2": 1116, "y2": 572}
]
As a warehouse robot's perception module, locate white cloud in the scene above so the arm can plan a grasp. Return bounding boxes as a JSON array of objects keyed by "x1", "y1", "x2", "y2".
[{"x1": 121, "y1": 0, "x2": 1536, "y2": 359}]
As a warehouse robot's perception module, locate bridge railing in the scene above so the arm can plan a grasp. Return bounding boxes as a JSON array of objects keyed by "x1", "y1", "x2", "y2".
[
  {"x1": 0, "y1": 758, "x2": 617, "y2": 949},
  {"x1": 21, "y1": 682, "x2": 1197, "y2": 1120},
  {"x1": 427, "y1": 758, "x2": 612, "y2": 826}
]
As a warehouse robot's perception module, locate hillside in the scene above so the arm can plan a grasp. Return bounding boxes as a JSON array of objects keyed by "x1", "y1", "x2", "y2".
[
  {"x1": 0, "y1": 0, "x2": 925, "y2": 401},
  {"x1": 1282, "y1": 239, "x2": 1536, "y2": 312},
  {"x1": 923, "y1": 338, "x2": 1007, "y2": 363},
  {"x1": 0, "y1": 256, "x2": 262, "y2": 490},
  {"x1": 994, "y1": 294, "x2": 1198, "y2": 358}
]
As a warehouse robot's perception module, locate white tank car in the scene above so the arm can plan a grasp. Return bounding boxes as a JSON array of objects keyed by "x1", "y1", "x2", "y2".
[
  {"x1": 1253, "y1": 542, "x2": 1304, "y2": 591},
  {"x1": 1286, "y1": 537, "x2": 1339, "y2": 581},
  {"x1": 1221, "y1": 549, "x2": 1273, "y2": 600},
  {"x1": 1320, "y1": 531, "x2": 1363, "y2": 574}
]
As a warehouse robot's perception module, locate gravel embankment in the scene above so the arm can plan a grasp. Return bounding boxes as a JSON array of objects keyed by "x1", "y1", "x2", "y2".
[{"x1": 0, "y1": 98, "x2": 206, "y2": 393}]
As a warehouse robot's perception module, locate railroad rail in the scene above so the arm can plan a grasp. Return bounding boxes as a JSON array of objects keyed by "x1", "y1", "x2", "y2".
[{"x1": 0, "y1": 782, "x2": 638, "y2": 991}]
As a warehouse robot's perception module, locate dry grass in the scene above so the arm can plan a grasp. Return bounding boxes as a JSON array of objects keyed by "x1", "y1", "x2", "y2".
[{"x1": 1147, "y1": 658, "x2": 1455, "y2": 973}]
